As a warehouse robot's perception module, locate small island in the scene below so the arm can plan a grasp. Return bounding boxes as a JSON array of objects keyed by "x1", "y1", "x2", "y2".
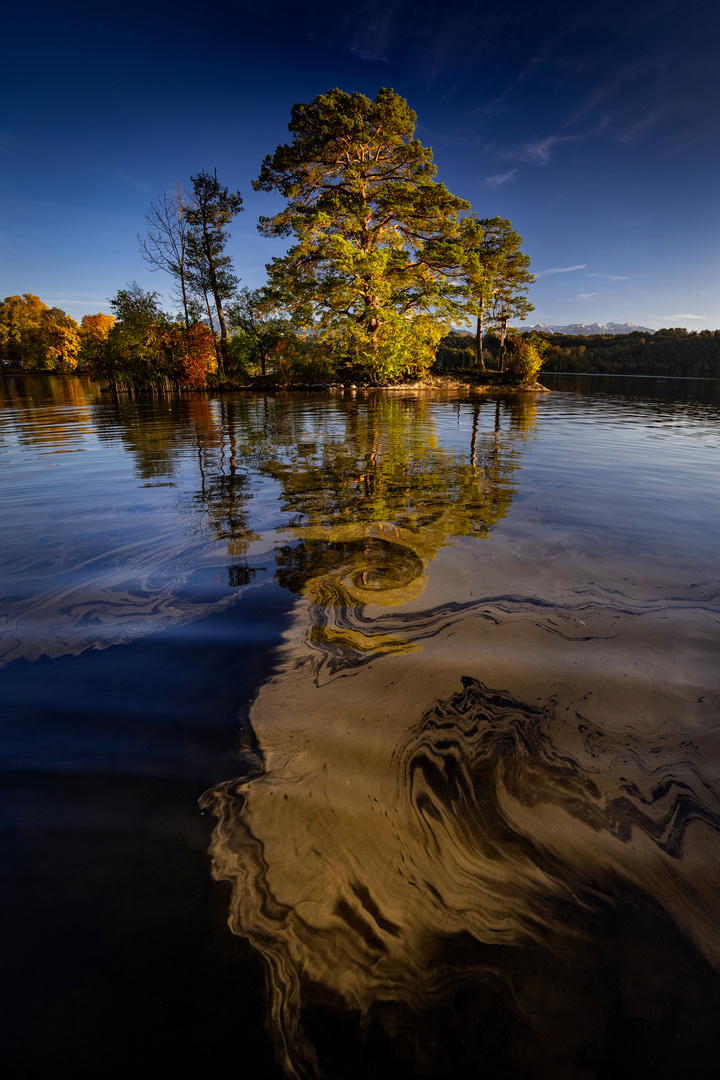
[
  {"x1": 2, "y1": 88, "x2": 718, "y2": 392},
  {"x1": 1, "y1": 89, "x2": 545, "y2": 394}
]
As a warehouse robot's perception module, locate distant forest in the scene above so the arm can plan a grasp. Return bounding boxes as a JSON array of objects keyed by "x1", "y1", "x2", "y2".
[
  {"x1": 436, "y1": 328, "x2": 720, "y2": 379},
  {"x1": 531, "y1": 328, "x2": 720, "y2": 378}
]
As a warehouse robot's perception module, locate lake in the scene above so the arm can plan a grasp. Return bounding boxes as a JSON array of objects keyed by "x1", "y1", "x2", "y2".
[{"x1": 1, "y1": 372, "x2": 719, "y2": 1079}]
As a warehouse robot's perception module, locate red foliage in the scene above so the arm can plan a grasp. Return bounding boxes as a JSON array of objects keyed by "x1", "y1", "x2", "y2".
[{"x1": 165, "y1": 325, "x2": 217, "y2": 387}]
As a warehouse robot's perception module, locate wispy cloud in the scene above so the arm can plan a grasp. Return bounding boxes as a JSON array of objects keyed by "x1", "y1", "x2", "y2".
[
  {"x1": 514, "y1": 133, "x2": 582, "y2": 164},
  {"x1": 55, "y1": 299, "x2": 109, "y2": 306},
  {"x1": 117, "y1": 173, "x2": 152, "y2": 192},
  {"x1": 576, "y1": 293, "x2": 597, "y2": 301},
  {"x1": 660, "y1": 313, "x2": 707, "y2": 320},
  {"x1": 484, "y1": 168, "x2": 518, "y2": 187},
  {"x1": 623, "y1": 212, "x2": 656, "y2": 227},
  {"x1": 340, "y1": 0, "x2": 401, "y2": 63},
  {"x1": 535, "y1": 264, "x2": 586, "y2": 278},
  {"x1": 589, "y1": 273, "x2": 629, "y2": 281}
]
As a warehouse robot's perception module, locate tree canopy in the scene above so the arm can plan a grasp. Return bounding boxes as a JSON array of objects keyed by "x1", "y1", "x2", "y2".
[
  {"x1": 186, "y1": 169, "x2": 243, "y2": 370},
  {"x1": 2, "y1": 92, "x2": 546, "y2": 386},
  {"x1": 253, "y1": 87, "x2": 470, "y2": 380},
  {"x1": 458, "y1": 216, "x2": 534, "y2": 369},
  {"x1": 0, "y1": 294, "x2": 80, "y2": 371}
]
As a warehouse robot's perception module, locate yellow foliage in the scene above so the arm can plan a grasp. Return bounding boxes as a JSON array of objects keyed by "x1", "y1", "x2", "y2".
[
  {"x1": 506, "y1": 336, "x2": 545, "y2": 383},
  {"x1": 0, "y1": 294, "x2": 81, "y2": 370},
  {"x1": 80, "y1": 312, "x2": 115, "y2": 342},
  {"x1": 44, "y1": 319, "x2": 81, "y2": 371},
  {"x1": 0, "y1": 294, "x2": 48, "y2": 365}
]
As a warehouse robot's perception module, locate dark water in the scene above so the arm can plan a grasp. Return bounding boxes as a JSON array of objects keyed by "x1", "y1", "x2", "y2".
[{"x1": 1, "y1": 373, "x2": 720, "y2": 1079}]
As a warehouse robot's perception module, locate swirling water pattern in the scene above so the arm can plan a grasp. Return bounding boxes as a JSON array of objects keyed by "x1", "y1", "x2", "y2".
[
  {"x1": 0, "y1": 381, "x2": 284, "y2": 664},
  {"x1": 201, "y1": 379, "x2": 720, "y2": 1079},
  {"x1": 3, "y1": 374, "x2": 720, "y2": 1078}
]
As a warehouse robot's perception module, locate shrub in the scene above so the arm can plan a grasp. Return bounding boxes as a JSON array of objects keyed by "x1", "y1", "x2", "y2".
[
  {"x1": 164, "y1": 324, "x2": 217, "y2": 387},
  {"x1": 505, "y1": 336, "x2": 545, "y2": 383}
]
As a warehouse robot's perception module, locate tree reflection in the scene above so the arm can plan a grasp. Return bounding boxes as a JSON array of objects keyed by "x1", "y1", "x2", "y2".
[
  {"x1": 1, "y1": 385, "x2": 536, "y2": 666},
  {"x1": 253, "y1": 394, "x2": 534, "y2": 608},
  {"x1": 196, "y1": 392, "x2": 720, "y2": 1080}
]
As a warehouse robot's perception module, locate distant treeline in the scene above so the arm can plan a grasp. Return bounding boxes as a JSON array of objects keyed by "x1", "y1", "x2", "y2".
[
  {"x1": 435, "y1": 328, "x2": 720, "y2": 378},
  {"x1": 535, "y1": 328, "x2": 720, "y2": 378}
]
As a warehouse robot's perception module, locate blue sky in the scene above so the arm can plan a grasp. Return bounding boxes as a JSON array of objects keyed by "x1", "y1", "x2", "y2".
[{"x1": 2, "y1": 0, "x2": 719, "y2": 330}]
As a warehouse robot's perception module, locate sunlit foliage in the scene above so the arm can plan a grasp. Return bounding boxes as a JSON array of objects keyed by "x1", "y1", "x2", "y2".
[
  {"x1": 87, "y1": 283, "x2": 171, "y2": 390},
  {"x1": 505, "y1": 335, "x2": 545, "y2": 383},
  {"x1": 226, "y1": 287, "x2": 297, "y2": 377},
  {"x1": 254, "y1": 88, "x2": 470, "y2": 382},
  {"x1": 0, "y1": 294, "x2": 80, "y2": 371},
  {"x1": 79, "y1": 313, "x2": 115, "y2": 366},
  {"x1": 458, "y1": 217, "x2": 534, "y2": 370},
  {"x1": 163, "y1": 323, "x2": 217, "y2": 387},
  {"x1": 538, "y1": 329, "x2": 720, "y2": 377}
]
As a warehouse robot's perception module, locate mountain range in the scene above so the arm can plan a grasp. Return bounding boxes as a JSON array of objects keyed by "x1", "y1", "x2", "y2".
[{"x1": 517, "y1": 322, "x2": 655, "y2": 336}]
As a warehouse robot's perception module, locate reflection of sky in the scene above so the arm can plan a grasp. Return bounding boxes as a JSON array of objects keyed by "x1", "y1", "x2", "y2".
[
  {"x1": 2, "y1": 379, "x2": 719, "y2": 666},
  {"x1": 2, "y1": 1, "x2": 719, "y2": 330},
  {"x1": 203, "y1": 389, "x2": 720, "y2": 1077}
]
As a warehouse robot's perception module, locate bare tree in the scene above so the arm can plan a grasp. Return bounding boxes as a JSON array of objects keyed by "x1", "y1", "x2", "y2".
[{"x1": 138, "y1": 182, "x2": 193, "y2": 329}]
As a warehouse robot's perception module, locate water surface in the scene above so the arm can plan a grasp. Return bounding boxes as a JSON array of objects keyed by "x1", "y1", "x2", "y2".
[{"x1": 2, "y1": 373, "x2": 719, "y2": 1079}]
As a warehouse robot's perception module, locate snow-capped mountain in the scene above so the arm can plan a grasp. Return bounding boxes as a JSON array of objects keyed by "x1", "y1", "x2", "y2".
[{"x1": 517, "y1": 322, "x2": 656, "y2": 335}]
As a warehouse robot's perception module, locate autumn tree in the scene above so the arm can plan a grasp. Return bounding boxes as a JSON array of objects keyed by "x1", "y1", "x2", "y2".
[
  {"x1": 29, "y1": 309, "x2": 81, "y2": 371},
  {"x1": 87, "y1": 283, "x2": 170, "y2": 389},
  {"x1": 1, "y1": 294, "x2": 45, "y2": 365},
  {"x1": 163, "y1": 323, "x2": 217, "y2": 387},
  {"x1": 79, "y1": 313, "x2": 115, "y2": 365},
  {"x1": 253, "y1": 88, "x2": 470, "y2": 381},
  {"x1": 459, "y1": 216, "x2": 534, "y2": 369},
  {"x1": 0, "y1": 294, "x2": 80, "y2": 370},
  {"x1": 185, "y1": 169, "x2": 243, "y2": 371}
]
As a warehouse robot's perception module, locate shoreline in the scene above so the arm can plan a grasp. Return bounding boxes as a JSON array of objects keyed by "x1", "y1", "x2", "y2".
[
  {"x1": 209, "y1": 369, "x2": 551, "y2": 394},
  {"x1": 1, "y1": 368, "x2": 550, "y2": 394}
]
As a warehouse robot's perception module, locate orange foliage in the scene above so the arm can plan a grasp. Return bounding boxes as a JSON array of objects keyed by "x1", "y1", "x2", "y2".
[
  {"x1": 164, "y1": 324, "x2": 217, "y2": 387},
  {"x1": 80, "y1": 313, "x2": 115, "y2": 342}
]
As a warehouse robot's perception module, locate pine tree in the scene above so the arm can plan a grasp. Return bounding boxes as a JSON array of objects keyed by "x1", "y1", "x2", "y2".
[
  {"x1": 186, "y1": 170, "x2": 243, "y2": 371},
  {"x1": 459, "y1": 216, "x2": 534, "y2": 369},
  {"x1": 253, "y1": 88, "x2": 470, "y2": 380}
]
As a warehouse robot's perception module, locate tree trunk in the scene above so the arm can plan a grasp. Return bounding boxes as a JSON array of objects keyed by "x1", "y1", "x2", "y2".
[
  {"x1": 180, "y1": 275, "x2": 191, "y2": 331},
  {"x1": 204, "y1": 294, "x2": 221, "y2": 366},
  {"x1": 475, "y1": 311, "x2": 486, "y2": 370},
  {"x1": 499, "y1": 316, "x2": 509, "y2": 372},
  {"x1": 203, "y1": 240, "x2": 228, "y2": 372}
]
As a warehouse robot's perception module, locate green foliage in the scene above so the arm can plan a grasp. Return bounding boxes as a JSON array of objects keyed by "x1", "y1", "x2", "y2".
[
  {"x1": 537, "y1": 329, "x2": 720, "y2": 377},
  {"x1": 457, "y1": 217, "x2": 534, "y2": 366},
  {"x1": 226, "y1": 287, "x2": 297, "y2": 376},
  {"x1": 435, "y1": 332, "x2": 476, "y2": 369},
  {"x1": 186, "y1": 170, "x2": 243, "y2": 370},
  {"x1": 505, "y1": 335, "x2": 545, "y2": 383},
  {"x1": 326, "y1": 314, "x2": 445, "y2": 383},
  {"x1": 89, "y1": 285, "x2": 224, "y2": 390},
  {"x1": 254, "y1": 88, "x2": 469, "y2": 381},
  {"x1": 88, "y1": 283, "x2": 171, "y2": 389},
  {"x1": 282, "y1": 342, "x2": 339, "y2": 384}
]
